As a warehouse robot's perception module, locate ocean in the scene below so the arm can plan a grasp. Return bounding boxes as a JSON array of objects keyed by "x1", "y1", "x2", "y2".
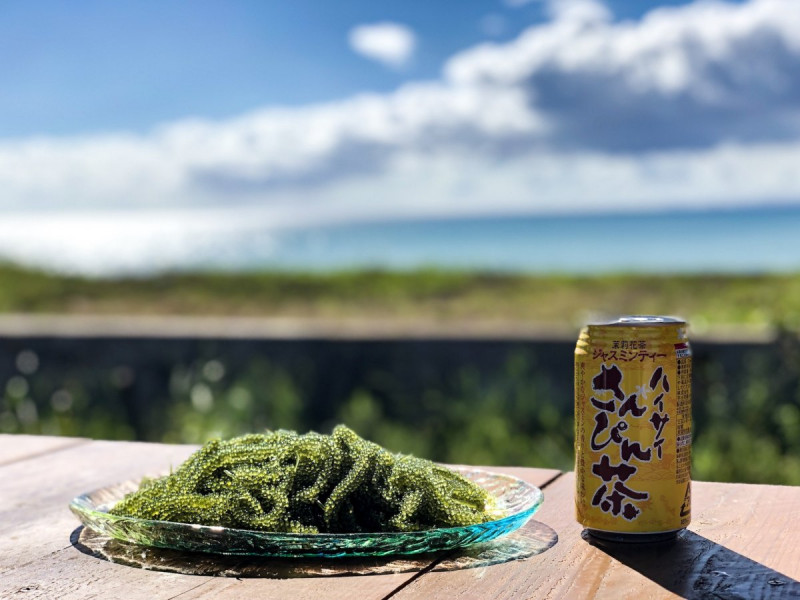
[{"x1": 2, "y1": 205, "x2": 799, "y2": 275}]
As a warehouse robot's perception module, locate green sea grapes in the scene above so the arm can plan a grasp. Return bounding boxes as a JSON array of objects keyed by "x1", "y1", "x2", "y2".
[{"x1": 110, "y1": 425, "x2": 494, "y2": 533}]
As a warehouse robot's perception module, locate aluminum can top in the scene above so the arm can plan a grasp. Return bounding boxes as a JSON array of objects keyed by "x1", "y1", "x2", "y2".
[{"x1": 591, "y1": 315, "x2": 686, "y2": 327}]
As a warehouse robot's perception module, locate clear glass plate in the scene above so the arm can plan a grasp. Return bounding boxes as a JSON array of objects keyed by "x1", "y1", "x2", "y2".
[{"x1": 69, "y1": 467, "x2": 544, "y2": 558}]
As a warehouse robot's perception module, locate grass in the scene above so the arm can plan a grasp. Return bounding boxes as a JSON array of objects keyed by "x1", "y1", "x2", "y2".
[{"x1": 1, "y1": 263, "x2": 799, "y2": 332}]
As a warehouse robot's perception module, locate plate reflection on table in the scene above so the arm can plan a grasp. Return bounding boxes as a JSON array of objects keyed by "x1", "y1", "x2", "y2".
[{"x1": 72, "y1": 518, "x2": 558, "y2": 578}]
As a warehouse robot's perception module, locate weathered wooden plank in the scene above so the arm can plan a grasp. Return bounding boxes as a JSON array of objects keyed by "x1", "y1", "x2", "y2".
[
  {"x1": 0, "y1": 545, "x2": 418, "y2": 600},
  {"x1": 172, "y1": 571, "x2": 415, "y2": 600},
  {"x1": 0, "y1": 440, "x2": 222, "y2": 599},
  {"x1": 579, "y1": 479, "x2": 800, "y2": 600},
  {"x1": 0, "y1": 551, "x2": 213, "y2": 600},
  {"x1": 1, "y1": 440, "x2": 561, "y2": 600},
  {"x1": 0, "y1": 440, "x2": 199, "y2": 574},
  {"x1": 395, "y1": 473, "x2": 800, "y2": 599},
  {"x1": 0, "y1": 434, "x2": 88, "y2": 467}
]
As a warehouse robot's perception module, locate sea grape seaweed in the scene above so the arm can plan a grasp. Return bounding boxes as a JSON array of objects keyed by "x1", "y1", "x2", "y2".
[{"x1": 110, "y1": 425, "x2": 494, "y2": 533}]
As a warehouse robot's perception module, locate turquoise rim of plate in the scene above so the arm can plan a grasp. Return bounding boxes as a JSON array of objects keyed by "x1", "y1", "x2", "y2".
[{"x1": 69, "y1": 467, "x2": 544, "y2": 558}]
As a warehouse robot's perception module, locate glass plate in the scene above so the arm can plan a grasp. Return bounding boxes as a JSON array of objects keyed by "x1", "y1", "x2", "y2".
[{"x1": 69, "y1": 467, "x2": 544, "y2": 558}]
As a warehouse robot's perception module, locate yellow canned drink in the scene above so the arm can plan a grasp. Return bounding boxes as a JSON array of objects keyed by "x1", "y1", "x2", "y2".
[{"x1": 575, "y1": 315, "x2": 691, "y2": 542}]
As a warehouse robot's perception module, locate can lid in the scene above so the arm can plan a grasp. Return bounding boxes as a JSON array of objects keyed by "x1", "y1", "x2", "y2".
[{"x1": 598, "y1": 315, "x2": 686, "y2": 326}]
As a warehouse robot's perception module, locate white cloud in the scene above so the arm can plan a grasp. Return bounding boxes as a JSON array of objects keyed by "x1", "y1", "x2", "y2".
[
  {"x1": 1, "y1": 0, "x2": 800, "y2": 232},
  {"x1": 289, "y1": 140, "x2": 800, "y2": 219},
  {"x1": 545, "y1": 0, "x2": 611, "y2": 24},
  {"x1": 503, "y1": 0, "x2": 610, "y2": 23},
  {"x1": 446, "y1": 0, "x2": 800, "y2": 150},
  {"x1": 0, "y1": 82, "x2": 543, "y2": 211},
  {"x1": 348, "y1": 22, "x2": 416, "y2": 68}
]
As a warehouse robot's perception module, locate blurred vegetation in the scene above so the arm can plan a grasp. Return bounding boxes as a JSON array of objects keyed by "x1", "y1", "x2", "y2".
[
  {"x1": 2, "y1": 262, "x2": 800, "y2": 330},
  {"x1": 1, "y1": 262, "x2": 799, "y2": 484},
  {"x1": 1, "y1": 331, "x2": 799, "y2": 485}
]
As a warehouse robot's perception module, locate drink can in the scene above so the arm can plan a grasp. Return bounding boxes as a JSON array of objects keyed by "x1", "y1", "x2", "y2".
[{"x1": 574, "y1": 315, "x2": 692, "y2": 542}]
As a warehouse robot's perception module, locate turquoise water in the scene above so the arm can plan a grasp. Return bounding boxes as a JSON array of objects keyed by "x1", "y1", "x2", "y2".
[
  {"x1": 1, "y1": 205, "x2": 799, "y2": 274},
  {"x1": 256, "y1": 206, "x2": 800, "y2": 274}
]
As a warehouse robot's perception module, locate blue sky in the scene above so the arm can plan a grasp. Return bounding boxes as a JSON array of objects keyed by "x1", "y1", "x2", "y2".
[
  {"x1": 1, "y1": 0, "x2": 730, "y2": 137},
  {"x1": 1, "y1": 0, "x2": 799, "y2": 273}
]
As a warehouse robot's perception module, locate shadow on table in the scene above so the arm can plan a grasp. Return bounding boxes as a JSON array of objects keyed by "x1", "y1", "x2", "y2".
[
  {"x1": 70, "y1": 519, "x2": 558, "y2": 578},
  {"x1": 584, "y1": 529, "x2": 800, "y2": 599}
]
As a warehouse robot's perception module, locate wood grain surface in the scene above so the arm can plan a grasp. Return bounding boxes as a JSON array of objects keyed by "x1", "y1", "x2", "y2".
[
  {"x1": 4, "y1": 434, "x2": 799, "y2": 600},
  {"x1": 0, "y1": 439, "x2": 200, "y2": 584},
  {"x1": 396, "y1": 473, "x2": 800, "y2": 600},
  {"x1": 0, "y1": 434, "x2": 88, "y2": 467}
]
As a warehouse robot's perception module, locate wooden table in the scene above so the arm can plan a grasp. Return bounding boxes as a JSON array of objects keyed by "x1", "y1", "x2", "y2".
[{"x1": 2, "y1": 434, "x2": 798, "y2": 599}]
